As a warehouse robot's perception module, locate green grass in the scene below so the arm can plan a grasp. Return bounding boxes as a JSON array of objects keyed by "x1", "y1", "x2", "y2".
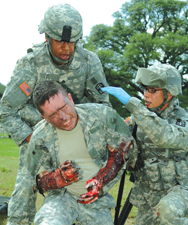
[
  {"x1": 0, "y1": 138, "x2": 137, "y2": 225},
  {"x1": 0, "y1": 133, "x2": 9, "y2": 138},
  {"x1": 0, "y1": 138, "x2": 19, "y2": 198},
  {"x1": 0, "y1": 138, "x2": 19, "y2": 158},
  {"x1": 0, "y1": 138, "x2": 20, "y2": 225}
]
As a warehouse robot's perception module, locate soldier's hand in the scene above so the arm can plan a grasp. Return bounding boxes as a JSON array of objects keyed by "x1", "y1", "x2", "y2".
[
  {"x1": 37, "y1": 160, "x2": 79, "y2": 191},
  {"x1": 77, "y1": 179, "x2": 100, "y2": 204},
  {"x1": 59, "y1": 160, "x2": 79, "y2": 183},
  {"x1": 101, "y1": 87, "x2": 131, "y2": 105}
]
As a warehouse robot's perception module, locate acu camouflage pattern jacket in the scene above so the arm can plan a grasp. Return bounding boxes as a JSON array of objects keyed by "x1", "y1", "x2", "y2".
[
  {"x1": 0, "y1": 42, "x2": 110, "y2": 146},
  {"x1": 125, "y1": 97, "x2": 188, "y2": 208},
  {"x1": 27, "y1": 103, "x2": 137, "y2": 198}
]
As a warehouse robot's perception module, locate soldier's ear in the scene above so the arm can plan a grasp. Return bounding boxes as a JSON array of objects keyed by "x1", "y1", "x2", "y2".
[{"x1": 68, "y1": 93, "x2": 74, "y2": 105}]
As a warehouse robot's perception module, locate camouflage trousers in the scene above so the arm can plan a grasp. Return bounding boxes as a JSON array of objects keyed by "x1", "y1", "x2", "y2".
[
  {"x1": 34, "y1": 190, "x2": 115, "y2": 225},
  {"x1": 7, "y1": 142, "x2": 37, "y2": 225},
  {"x1": 135, "y1": 185, "x2": 188, "y2": 225}
]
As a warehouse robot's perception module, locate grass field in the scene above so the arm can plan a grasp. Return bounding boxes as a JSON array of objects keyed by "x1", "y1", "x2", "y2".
[{"x1": 0, "y1": 138, "x2": 137, "y2": 224}]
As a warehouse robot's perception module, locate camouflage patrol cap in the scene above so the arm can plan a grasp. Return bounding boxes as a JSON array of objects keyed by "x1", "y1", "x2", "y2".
[
  {"x1": 38, "y1": 4, "x2": 83, "y2": 42},
  {"x1": 135, "y1": 64, "x2": 182, "y2": 96}
]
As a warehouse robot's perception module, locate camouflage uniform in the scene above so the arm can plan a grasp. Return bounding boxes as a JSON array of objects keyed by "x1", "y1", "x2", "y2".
[
  {"x1": 0, "y1": 4, "x2": 110, "y2": 225},
  {"x1": 126, "y1": 64, "x2": 188, "y2": 224},
  {"x1": 26, "y1": 103, "x2": 136, "y2": 225}
]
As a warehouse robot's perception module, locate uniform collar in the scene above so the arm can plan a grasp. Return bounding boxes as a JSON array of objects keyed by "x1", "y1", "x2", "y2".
[{"x1": 160, "y1": 97, "x2": 179, "y2": 119}]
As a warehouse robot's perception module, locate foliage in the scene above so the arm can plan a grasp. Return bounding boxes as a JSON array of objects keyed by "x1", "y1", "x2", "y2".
[
  {"x1": 179, "y1": 88, "x2": 188, "y2": 110},
  {"x1": 83, "y1": 0, "x2": 188, "y2": 115}
]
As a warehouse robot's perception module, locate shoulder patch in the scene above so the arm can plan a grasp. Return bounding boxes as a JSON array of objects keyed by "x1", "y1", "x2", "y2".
[
  {"x1": 176, "y1": 119, "x2": 186, "y2": 127},
  {"x1": 125, "y1": 117, "x2": 132, "y2": 126},
  {"x1": 19, "y1": 82, "x2": 33, "y2": 96}
]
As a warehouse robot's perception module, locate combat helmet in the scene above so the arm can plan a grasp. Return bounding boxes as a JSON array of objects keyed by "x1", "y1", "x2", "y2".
[
  {"x1": 38, "y1": 4, "x2": 83, "y2": 42},
  {"x1": 135, "y1": 64, "x2": 182, "y2": 112}
]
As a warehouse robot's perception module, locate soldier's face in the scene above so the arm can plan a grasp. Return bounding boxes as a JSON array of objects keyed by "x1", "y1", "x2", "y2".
[
  {"x1": 144, "y1": 87, "x2": 172, "y2": 111},
  {"x1": 41, "y1": 92, "x2": 78, "y2": 131},
  {"x1": 47, "y1": 37, "x2": 75, "y2": 64}
]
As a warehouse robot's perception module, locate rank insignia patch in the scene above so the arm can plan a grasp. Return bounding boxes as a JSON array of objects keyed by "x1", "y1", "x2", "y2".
[
  {"x1": 176, "y1": 119, "x2": 186, "y2": 127},
  {"x1": 19, "y1": 82, "x2": 33, "y2": 96},
  {"x1": 125, "y1": 117, "x2": 132, "y2": 126}
]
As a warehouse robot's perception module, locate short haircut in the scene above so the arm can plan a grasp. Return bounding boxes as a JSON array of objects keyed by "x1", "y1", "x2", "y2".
[{"x1": 33, "y1": 80, "x2": 68, "y2": 115}]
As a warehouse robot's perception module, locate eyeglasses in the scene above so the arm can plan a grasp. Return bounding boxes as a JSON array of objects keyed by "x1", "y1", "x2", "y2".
[
  {"x1": 55, "y1": 40, "x2": 75, "y2": 46},
  {"x1": 144, "y1": 87, "x2": 165, "y2": 94}
]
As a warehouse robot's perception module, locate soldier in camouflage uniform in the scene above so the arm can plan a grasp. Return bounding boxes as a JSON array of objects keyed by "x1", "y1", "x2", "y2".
[
  {"x1": 0, "y1": 4, "x2": 111, "y2": 225},
  {"x1": 102, "y1": 64, "x2": 188, "y2": 225},
  {"x1": 25, "y1": 80, "x2": 136, "y2": 225}
]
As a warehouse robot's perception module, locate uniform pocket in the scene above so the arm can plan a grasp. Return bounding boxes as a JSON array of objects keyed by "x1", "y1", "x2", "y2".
[
  {"x1": 176, "y1": 160, "x2": 188, "y2": 187},
  {"x1": 3, "y1": 70, "x2": 35, "y2": 109},
  {"x1": 144, "y1": 160, "x2": 163, "y2": 191},
  {"x1": 89, "y1": 123, "x2": 107, "y2": 159},
  {"x1": 27, "y1": 143, "x2": 52, "y2": 177},
  {"x1": 159, "y1": 160, "x2": 177, "y2": 190}
]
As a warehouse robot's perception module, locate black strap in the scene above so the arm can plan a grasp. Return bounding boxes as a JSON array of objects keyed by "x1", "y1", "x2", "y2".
[
  {"x1": 114, "y1": 169, "x2": 126, "y2": 225},
  {"x1": 117, "y1": 188, "x2": 133, "y2": 225},
  {"x1": 114, "y1": 123, "x2": 137, "y2": 225},
  {"x1": 132, "y1": 123, "x2": 137, "y2": 140}
]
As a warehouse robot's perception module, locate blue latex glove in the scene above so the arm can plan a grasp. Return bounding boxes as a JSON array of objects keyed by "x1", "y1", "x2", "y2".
[{"x1": 101, "y1": 87, "x2": 131, "y2": 105}]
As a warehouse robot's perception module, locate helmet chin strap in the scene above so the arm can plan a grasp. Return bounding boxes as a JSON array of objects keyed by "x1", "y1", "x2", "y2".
[
  {"x1": 149, "y1": 90, "x2": 173, "y2": 115},
  {"x1": 47, "y1": 37, "x2": 75, "y2": 65}
]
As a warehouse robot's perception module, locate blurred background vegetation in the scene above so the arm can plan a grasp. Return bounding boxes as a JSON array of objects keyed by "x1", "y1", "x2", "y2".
[{"x1": 82, "y1": 0, "x2": 188, "y2": 117}]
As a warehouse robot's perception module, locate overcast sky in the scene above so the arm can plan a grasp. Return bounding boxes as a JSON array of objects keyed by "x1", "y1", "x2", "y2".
[{"x1": 0, "y1": 0, "x2": 128, "y2": 86}]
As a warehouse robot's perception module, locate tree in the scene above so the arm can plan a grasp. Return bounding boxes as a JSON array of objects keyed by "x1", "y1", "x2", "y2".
[{"x1": 83, "y1": 0, "x2": 188, "y2": 116}]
